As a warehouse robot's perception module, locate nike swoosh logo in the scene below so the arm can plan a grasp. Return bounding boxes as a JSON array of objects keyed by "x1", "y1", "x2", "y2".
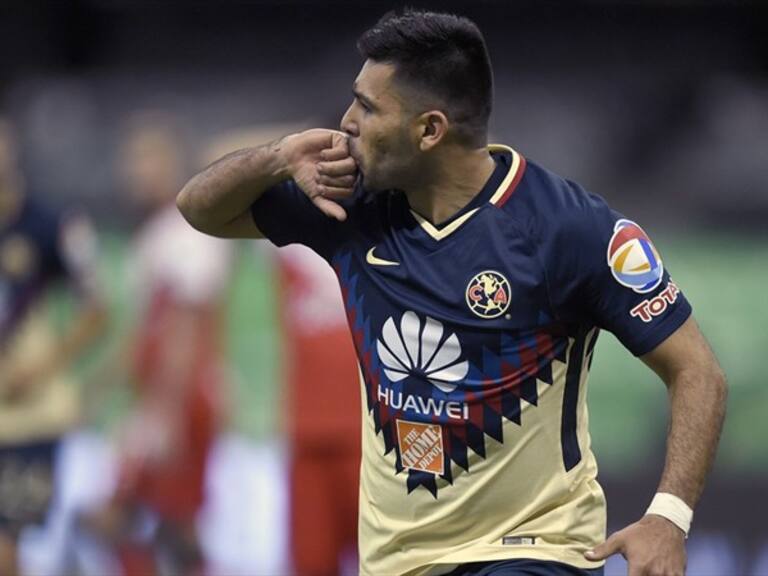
[{"x1": 366, "y1": 247, "x2": 400, "y2": 267}]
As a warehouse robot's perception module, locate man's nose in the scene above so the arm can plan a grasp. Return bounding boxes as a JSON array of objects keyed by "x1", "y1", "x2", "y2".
[{"x1": 340, "y1": 106, "x2": 358, "y2": 137}]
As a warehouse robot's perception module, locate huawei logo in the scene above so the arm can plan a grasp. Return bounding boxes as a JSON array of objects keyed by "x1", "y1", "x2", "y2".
[{"x1": 376, "y1": 311, "x2": 468, "y2": 393}]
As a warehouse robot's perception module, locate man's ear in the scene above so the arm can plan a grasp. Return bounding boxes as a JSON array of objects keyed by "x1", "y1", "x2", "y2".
[{"x1": 417, "y1": 110, "x2": 448, "y2": 151}]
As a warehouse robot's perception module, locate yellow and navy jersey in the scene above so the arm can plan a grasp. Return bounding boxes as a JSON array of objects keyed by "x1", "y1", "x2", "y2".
[
  {"x1": 251, "y1": 145, "x2": 691, "y2": 575},
  {"x1": 0, "y1": 196, "x2": 98, "y2": 347},
  {"x1": 0, "y1": 196, "x2": 99, "y2": 443}
]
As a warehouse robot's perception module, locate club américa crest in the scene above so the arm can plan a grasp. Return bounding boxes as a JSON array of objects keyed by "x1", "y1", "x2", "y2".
[{"x1": 465, "y1": 270, "x2": 511, "y2": 319}]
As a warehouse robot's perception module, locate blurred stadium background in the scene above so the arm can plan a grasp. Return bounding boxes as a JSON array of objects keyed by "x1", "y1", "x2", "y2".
[{"x1": 1, "y1": 0, "x2": 766, "y2": 574}]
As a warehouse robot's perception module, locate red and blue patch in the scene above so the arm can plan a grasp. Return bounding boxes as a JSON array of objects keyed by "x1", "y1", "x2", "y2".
[{"x1": 606, "y1": 219, "x2": 664, "y2": 294}]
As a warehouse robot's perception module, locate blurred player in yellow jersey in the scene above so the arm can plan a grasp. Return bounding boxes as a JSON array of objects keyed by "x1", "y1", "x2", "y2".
[{"x1": 0, "y1": 117, "x2": 107, "y2": 576}]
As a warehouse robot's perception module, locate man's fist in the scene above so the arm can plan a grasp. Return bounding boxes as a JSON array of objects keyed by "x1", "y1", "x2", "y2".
[{"x1": 281, "y1": 129, "x2": 358, "y2": 221}]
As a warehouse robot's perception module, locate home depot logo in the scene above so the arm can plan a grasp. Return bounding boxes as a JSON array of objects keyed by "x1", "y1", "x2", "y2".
[{"x1": 396, "y1": 420, "x2": 444, "y2": 474}]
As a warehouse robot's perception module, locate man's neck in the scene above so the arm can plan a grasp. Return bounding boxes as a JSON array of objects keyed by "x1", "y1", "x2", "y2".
[{"x1": 404, "y1": 145, "x2": 496, "y2": 227}]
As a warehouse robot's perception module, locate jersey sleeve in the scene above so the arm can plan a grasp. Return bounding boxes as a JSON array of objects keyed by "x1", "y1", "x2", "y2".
[
  {"x1": 250, "y1": 179, "x2": 350, "y2": 261},
  {"x1": 544, "y1": 184, "x2": 692, "y2": 356},
  {"x1": 163, "y1": 228, "x2": 234, "y2": 305}
]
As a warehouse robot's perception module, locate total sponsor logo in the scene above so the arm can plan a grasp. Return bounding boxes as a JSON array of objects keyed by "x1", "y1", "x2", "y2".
[{"x1": 630, "y1": 281, "x2": 681, "y2": 323}]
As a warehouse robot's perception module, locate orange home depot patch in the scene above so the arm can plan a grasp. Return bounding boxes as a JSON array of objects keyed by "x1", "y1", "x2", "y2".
[{"x1": 396, "y1": 420, "x2": 444, "y2": 474}]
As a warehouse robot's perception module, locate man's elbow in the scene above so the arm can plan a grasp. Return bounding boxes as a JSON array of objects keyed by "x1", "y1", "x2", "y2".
[
  {"x1": 671, "y1": 361, "x2": 728, "y2": 409},
  {"x1": 690, "y1": 363, "x2": 728, "y2": 415},
  {"x1": 707, "y1": 367, "x2": 728, "y2": 431},
  {"x1": 712, "y1": 365, "x2": 728, "y2": 405},
  {"x1": 176, "y1": 184, "x2": 208, "y2": 233},
  {"x1": 176, "y1": 183, "x2": 195, "y2": 220}
]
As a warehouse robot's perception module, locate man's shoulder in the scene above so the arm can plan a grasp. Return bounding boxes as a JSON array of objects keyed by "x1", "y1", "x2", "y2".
[{"x1": 501, "y1": 157, "x2": 614, "y2": 243}]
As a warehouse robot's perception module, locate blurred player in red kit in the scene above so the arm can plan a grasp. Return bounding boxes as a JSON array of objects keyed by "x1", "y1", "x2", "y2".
[
  {"x1": 277, "y1": 243, "x2": 360, "y2": 575},
  {"x1": 84, "y1": 115, "x2": 232, "y2": 575},
  {"x1": 0, "y1": 117, "x2": 107, "y2": 576}
]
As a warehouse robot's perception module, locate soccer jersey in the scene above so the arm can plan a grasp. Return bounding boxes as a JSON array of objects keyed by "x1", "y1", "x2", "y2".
[
  {"x1": 120, "y1": 203, "x2": 232, "y2": 520},
  {"x1": 0, "y1": 196, "x2": 98, "y2": 443},
  {"x1": 276, "y1": 244, "x2": 360, "y2": 445},
  {"x1": 276, "y1": 244, "x2": 361, "y2": 574},
  {"x1": 130, "y1": 203, "x2": 232, "y2": 393},
  {"x1": 251, "y1": 145, "x2": 692, "y2": 575}
]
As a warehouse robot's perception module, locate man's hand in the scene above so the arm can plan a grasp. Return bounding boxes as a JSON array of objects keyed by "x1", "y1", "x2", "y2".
[
  {"x1": 281, "y1": 129, "x2": 358, "y2": 221},
  {"x1": 178, "y1": 127, "x2": 359, "y2": 237},
  {"x1": 585, "y1": 515, "x2": 686, "y2": 576}
]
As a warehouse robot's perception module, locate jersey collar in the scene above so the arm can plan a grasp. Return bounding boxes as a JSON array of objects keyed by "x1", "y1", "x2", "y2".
[{"x1": 407, "y1": 144, "x2": 526, "y2": 242}]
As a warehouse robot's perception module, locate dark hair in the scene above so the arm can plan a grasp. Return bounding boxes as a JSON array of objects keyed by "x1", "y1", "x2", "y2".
[{"x1": 358, "y1": 9, "x2": 493, "y2": 147}]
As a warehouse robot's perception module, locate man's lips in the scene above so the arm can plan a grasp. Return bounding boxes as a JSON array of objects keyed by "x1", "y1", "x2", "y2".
[{"x1": 347, "y1": 140, "x2": 360, "y2": 163}]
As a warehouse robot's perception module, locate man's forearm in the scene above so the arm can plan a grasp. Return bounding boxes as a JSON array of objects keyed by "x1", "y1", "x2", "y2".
[
  {"x1": 177, "y1": 138, "x2": 289, "y2": 235},
  {"x1": 583, "y1": 359, "x2": 726, "y2": 566},
  {"x1": 657, "y1": 366, "x2": 727, "y2": 508}
]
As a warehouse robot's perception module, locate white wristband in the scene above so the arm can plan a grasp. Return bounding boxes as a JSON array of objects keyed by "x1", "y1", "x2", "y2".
[{"x1": 645, "y1": 492, "x2": 693, "y2": 537}]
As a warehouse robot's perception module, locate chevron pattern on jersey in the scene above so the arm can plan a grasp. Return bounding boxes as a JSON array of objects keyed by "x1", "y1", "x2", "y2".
[{"x1": 334, "y1": 252, "x2": 570, "y2": 497}]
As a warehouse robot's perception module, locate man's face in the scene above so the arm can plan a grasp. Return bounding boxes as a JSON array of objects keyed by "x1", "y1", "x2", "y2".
[
  {"x1": 340, "y1": 60, "x2": 419, "y2": 192},
  {"x1": 119, "y1": 127, "x2": 182, "y2": 210}
]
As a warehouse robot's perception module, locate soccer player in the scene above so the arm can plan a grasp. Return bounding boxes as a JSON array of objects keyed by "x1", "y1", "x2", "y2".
[
  {"x1": 177, "y1": 10, "x2": 727, "y2": 576},
  {"x1": 83, "y1": 115, "x2": 232, "y2": 575},
  {"x1": 0, "y1": 117, "x2": 107, "y2": 576}
]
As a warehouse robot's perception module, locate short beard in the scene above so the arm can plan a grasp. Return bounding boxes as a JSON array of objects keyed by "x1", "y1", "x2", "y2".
[
  {"x1": 358, "y1": 171, "x2": 383, "y2": 195},
  {"x1": 358, "y1": 174, "x2": 379, "y2": 202}
]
